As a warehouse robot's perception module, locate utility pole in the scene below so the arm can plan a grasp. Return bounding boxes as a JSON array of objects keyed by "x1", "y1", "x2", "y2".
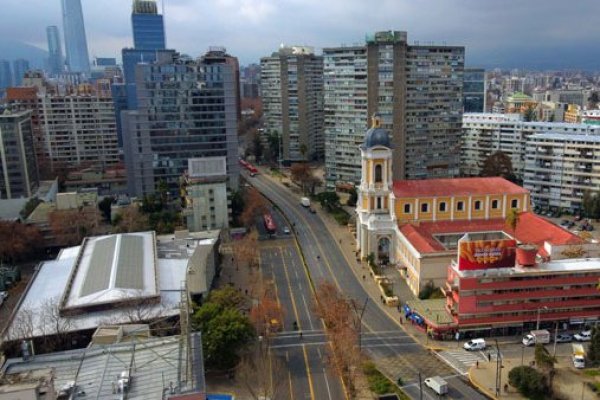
[
  {"x1": 418, "y1": 371, "x2": 423, "y2": 400},
  {"x1": 351, "y1": 298, "x2": 368, "y2": 351},
  {"x1": 553, "y1": 321, "x2": 559, "y2": 357},
  {"x1": 495, "y1": 339, "x2": 502, "y2": 397}
]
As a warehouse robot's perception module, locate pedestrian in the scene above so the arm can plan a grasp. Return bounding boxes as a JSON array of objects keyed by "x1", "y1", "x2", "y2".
[
  {"x1": 476, "y1": 360, "x2": 479, "y2": 369},
  {"x1": 362, "y1": 275, "x2": 366, "y2": 280},
  {"x1": 339, "y1": 239, "x2": 342, "y2": 244},
  {"x1": 299, "y1": 331, "x2": 303, "y2": 339}
]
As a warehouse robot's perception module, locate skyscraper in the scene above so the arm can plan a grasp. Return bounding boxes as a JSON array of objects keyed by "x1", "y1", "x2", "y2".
[
  {"x1": 0, "y1": 60, "x2": 12, "y2": 95},
  {"x1": 324, "y1": 31, "x2": 464, "y2": 188},
  {"x1": 122, "y1": 50, "x2": 239, "y2": 197},
  {"x1": 12, "y1": 59, "x2": 30, "y2": 86},
  {"x1": 132, "y1": 0, "x2": 166, "y2": 50},
  {"x1": 463, "y1": 68, "x2": 486, "y2": 113},
  {"x1": 46, "y1": 26, "x2": 64, "y2": 75},
  {"x1": 61, "y1": 0, "x2": 91, "y2": 74},
  {"x1": 261, "y1": 46, "x2": 324, "y2": 162}
]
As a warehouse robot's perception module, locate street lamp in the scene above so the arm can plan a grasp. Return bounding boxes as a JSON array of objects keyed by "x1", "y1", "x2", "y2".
[{"x1": 536, "y1": 306, "x2": 548, "y2": 330}]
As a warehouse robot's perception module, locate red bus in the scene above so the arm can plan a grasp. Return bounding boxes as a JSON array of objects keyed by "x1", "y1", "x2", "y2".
[{"x1": 263, "y1": 213, "x2": 276, "y2": 234}]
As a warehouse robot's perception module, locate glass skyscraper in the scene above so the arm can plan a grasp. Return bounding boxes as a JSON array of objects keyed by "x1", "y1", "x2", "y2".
[
  {"x1": 132, "y1": 0, "x2": 166, "y2": 50},
  {"x1": 12, "y1": 59, "x2": 30, "y2": 86},
  {"x1": 61, "y1": 0, "x2": 91, "y2": 74},
  {"x1": 46, "y1": 26, "x2": 64, "y2": 75}
]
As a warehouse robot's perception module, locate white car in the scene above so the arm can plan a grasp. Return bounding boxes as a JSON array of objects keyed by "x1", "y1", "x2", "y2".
[
  {"x1": 0, "y1": 291, "x2": 7, "y2": 306},
  {"x1": 283, "y1": 227, "x2": 291, "y2": 234},
  {"x1": 574, "y1": 330, "x2": 592, "y2": 342}
]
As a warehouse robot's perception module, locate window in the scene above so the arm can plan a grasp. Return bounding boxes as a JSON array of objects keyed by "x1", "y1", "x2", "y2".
[
  {"x1": 457, "y1": 201, "x2": 464, "y2": 211},
  {"x1": 474, "y1": 200, "x2": 482, "y2": 210},
  {"x1": 492, "y1": 199, "x2": 499, "y2": 209},
  {"x1": 404, "y1": 203, "x2": 411, "y2": 214},
  {"x1": 511, "y1": 199, "x2": 519, "y2": 208},
  {"x1": 439, "y1": 202, "x2": 447, "y2": 212},
  {"x1": 375, "y1": 164, "x2": 383, "y2": 183},
  {"x1": 377, "y1": 197, "x2": 382, "y2": 209},
  {"x1": 421, "y1": 202, "x2": 429, "y2": 213}
]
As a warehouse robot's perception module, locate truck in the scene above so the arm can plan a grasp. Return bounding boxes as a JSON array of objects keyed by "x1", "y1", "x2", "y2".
[
  {"x1": 572, "y1": 343, "x2": 586, "y2": 369},
  {"x1": 522, "y1": 329, "x2": 550, "y2": 346},
  {"x1": 424, "y1": 376, "x2": 448, "y2": 396},
  {"x1": 300, "y1": 197, "x2": 310, "y2": 207}
]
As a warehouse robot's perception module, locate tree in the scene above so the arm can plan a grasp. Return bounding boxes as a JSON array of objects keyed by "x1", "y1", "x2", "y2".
[
  {"x1": 0, "y1": 221, "x2": 43, "y2": 263},
  {"x1": 20, "y1": 197, "x2": 42, "y2": 219},
  {"x1": 505, "y1": 207, "x2": 520, "y2": 234},
  {"x1": 49, "y1": 207, "x2": 102, "y2": 246},
  {"x1": 114, "y1": 204, "x2": 150, "y2": 233},
  {"x1": 582, "y1": 190, "x2": 600, "y2": 219},
  {"x1": 239, "y1": 188, "x2": 268, "y2": 228},
  {"x1": 236, "y1": 341, "x2": 286, "y2": 400},
  {"x1": 480, "y1": 151, "x2": 517, "y2": 182},
  {"x1": 317, "y1": 191, "x2": 340, "y2": 212},
  {"x1": 206, "y1": 285, "x2": 249, "y2": 312},
  {"x1": 589, "y1": 91, "x2": 599, "y2": 109},
  {"x1": 192, "y1": 295, "x2": 254, "y2": 370},
  {"x1": 290, "y1": 163, "x2": 313, "y2": 194},
  {"x1": 588, "y1": 326, "x2": 600, "y2": 366},
  {"x1": 230, "y1": 190, "x2": 245, "y2": 227},
  {"x1": 234, "y1": 229, "x2": 259, "y2": 270},
  {"x1": 266, "y1": 132, "x2": 280, "y2": 163},
  {"x1": 523, "y1": 104, "x2": 537, "y2": 122},
  {"x1": 299, "y1": 143, "x2": 308, "y2": 160},
  {"x1": 250, "y1": 129, "x2": 263, "y2": 163},
  {"x1": 508, "y1": 366, "x2": 548, "y2": 400},
  {"x1": 98, "y1": 196, "x2": 114, "y2": 222},
  {"x1": 314, "y1": 282, "x2": 363, "y2": 397},
  {"x1": 250, "y1": 287, "x2": 284, "y2": 336},
  {"x1": 347, "y1": 187, "x2": 358, "y2": 207}
]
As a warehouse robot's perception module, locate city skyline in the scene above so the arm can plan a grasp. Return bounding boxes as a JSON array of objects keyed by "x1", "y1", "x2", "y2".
[{"x1": 0, "y1": 0, "x2": 599, "y2": 69}]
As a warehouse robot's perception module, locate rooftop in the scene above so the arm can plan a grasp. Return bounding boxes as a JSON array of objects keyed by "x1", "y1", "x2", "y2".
[
  {"x1": 399, "y1": 212, "x2": 582, "y2": 254},
  {"x1": 392, "y1": 177, "x2": 528, "y2": 198}
]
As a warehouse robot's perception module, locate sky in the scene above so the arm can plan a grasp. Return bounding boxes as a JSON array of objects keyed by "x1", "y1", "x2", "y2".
[{"x1": 2, "y1": 0, "x2": 600, "y2": 69}]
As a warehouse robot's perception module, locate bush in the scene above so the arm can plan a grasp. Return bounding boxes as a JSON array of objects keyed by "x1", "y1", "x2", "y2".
[
  {"x1": 332, "y1": 208, "x2": 350, "y2": 225},
  {"x1": 508, "y1": 366, "x2": 549, "y2": 400},
  {"x1": 418, "y1": 281, "x2": 440, "y2": 300}
]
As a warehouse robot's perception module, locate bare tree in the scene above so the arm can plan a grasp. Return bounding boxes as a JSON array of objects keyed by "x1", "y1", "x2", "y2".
[
  {"x1": 250, "y1": 286, "x2": 284, "y2": 336},
  {"x1": 234, "y1": 229, "x2": 260, "y2": 270},
  {"x1": 114, "y1": 204, "x2": 150, "y2": 233},
  {"x1": 236, "y1": 341, "x2": 286, "y2": 400},
  {"x1": 49, "y1": 206, "x2": 102, "y2": 246},
  {"x1": 39, "y1": 296, "x2": 74, "y2": 351},
  {"x1": 7, "y1": 307, "x2": 36, "y2": 342},
  {"x1": 239, "y1": 188, "x2": 269, "y2": 228}
]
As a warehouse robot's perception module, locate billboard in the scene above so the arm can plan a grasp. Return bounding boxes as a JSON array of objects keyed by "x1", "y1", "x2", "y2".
[{"x1": 458, "y1": 238, "x2": 517, "y2": 270}]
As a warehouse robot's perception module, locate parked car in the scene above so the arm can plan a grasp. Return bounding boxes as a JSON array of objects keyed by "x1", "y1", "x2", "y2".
[
  {"x1": 309, "y1": 208, "x2": 316, "y2": 214},
  {"x1": 555, "y1": 333, "x2": 573, "y2": 343},
  {"x1": 0, "y1": 291, "x2": 7, "y2": 306},
  {"x1": 560, "y1": 219, "x2": 570, "y2": 226},
  {"x1": 567, "y1": 221, "x2": 576, "y2": 229},
  {"x1": 574, "y1": 215, "x2": 582, "y2": 221},
  {"x1": 574, "y1": 330, "x2": 592, "y2": 342},
  {"x1": 283, "y1": 227, "x2": 290, "y2": 234}
]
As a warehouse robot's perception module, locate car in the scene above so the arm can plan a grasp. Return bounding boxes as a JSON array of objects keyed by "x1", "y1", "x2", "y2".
[
  {"x1": 0, "y1": 291, "x2": 7, "y2": 306},
  {"x1": 283, "y1": 227, "x2": 290, "y2": 234},
  {"x1": 555, "y1": 333, "x2": 573, "y2": 343},
  {"x1": 574, "y1": 330, "x2": 592, "y2": 342},
  {"x1": 560, "y1": 219, "x2": 570, "y2": 226},
  {"x1": 567, "y1": 221, "x2": 576, "y2": 229},
  {"x1": 586, "y1": 224, "x2": 594, "y2": 231},
  {"x1": 309, "y1": 208, "x2": 316, "y2": 214},
  {"x1": 463, "y1": 338, "x2": 486, "y2": 351},
  {"x1": 57, "y1": 381, "x2": 76, "y2": 398},
  {"x1": 574, "y1": 215, "x2": 582, "y2": 221}
]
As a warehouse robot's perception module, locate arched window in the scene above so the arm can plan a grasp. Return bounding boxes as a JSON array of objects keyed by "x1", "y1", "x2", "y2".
[{"x1": 375, "y1": 164, "x2": 383, "y2": 183}]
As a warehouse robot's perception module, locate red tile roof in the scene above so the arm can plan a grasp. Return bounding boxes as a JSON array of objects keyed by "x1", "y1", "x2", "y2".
[
  {"x1": 393, "y1": 177, "x2": 529, "y2": 198},
  {"x1": 400, "y1": 212, "x2": 582, "y2": 254}
]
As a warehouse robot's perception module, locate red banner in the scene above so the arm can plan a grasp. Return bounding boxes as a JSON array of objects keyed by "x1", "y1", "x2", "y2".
[{"x1": 458, "y1": 239, "x2": 516, "y2": 270}]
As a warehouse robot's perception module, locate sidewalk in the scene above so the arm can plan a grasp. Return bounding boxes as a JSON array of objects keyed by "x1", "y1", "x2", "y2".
[{"x1": 468, "y1": 355, "x2": 598, "y2": 400}]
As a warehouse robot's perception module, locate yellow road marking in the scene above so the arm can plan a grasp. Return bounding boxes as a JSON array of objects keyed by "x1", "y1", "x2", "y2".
[{"x1": 303, "y1": 344, "x2": 316, "y2": 400}]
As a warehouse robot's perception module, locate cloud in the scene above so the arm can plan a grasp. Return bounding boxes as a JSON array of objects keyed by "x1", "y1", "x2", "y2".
[{"x1": 0, "y1": 0, "x2": 599, "y2": 68}]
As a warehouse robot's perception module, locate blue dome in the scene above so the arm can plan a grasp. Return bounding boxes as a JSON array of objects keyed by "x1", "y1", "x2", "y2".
[
  {"x1": 362, "y1": 127, "x2": 391, "y2": 149},
  {"x1": 361, "y1": 113, "x2": 392, "y2": 149}
]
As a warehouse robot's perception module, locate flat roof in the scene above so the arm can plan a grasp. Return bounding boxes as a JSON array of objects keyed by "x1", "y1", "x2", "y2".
[
  {"x1": 400, "y1": 212, "x2": 582, "y2": 254},
  {"x1": 529, "y1": 132, "x2": 600, "y2": 142},
  {"x1": 393, "y1": 177, "x2": 528, "y2": 198},
  {"x1": 453, "y1": 256, "x2": 600, "y2": 278},
  {"x1": 63, "y1": 232, "x2": 158, "y2": 311}
]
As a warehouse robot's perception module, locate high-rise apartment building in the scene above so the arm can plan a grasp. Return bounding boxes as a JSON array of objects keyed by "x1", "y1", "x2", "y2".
[
  {"x1": 0, "y1": 110, "x2": 38, "y2": 199},
  {"x1": 46, "y1": 26, "x2": 64, "y2": 75},
  {"x1": 12, "y1": 59, "x2": 30, "y2": 87},
  {"x1": 122, "y1": 50, "x2": 239, "y2": 197},
  {"x1": 463, "y1": 68, "x2": 486, "y2": 112},
  {"x1": 132, "y1": 0, "x2": 166, "y2": 51},
  {"x1": 260, "y1": 46, "x2": 324, "y2": 162},
  {"x1": 323, "y1": 46, "x2": 367, "y2": 187},
  {"x1": 61, "y1": 0, "x2": 91, "y2": 74},
  {"x1": 0, "y1": 60, "x2": 12, "y2": 95},
  {"x1": 324, "y1": 31, "x2": 464, "y2": 188}
]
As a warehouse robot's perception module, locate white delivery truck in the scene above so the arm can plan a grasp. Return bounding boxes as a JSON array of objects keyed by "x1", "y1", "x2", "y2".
[
  {"x1": 300, "y1": 197, "x2": 310, "y2": 207},
  {"x1": 424, "y1": 376, "x2": 449, "y2": 396},
  {"x1": 572, "y1": 343, "x2": 586, "y2": 368},
  {"x1": 522, "y1": 329, "x2": 550, "y2": 346}
]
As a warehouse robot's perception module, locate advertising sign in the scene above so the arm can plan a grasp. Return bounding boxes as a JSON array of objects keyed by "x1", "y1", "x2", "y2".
[{"x1": 458, "y1": 238, "x2": 516, "y2": 270}]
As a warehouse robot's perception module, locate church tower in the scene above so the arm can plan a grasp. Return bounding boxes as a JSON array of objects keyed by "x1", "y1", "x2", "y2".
[{"x1": 356, "y1": 114, "x2": 396, "y2": 263}]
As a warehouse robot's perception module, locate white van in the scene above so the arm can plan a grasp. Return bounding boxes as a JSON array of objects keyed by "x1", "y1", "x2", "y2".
[{"x1": 463, "y1": 338, "x2": 486, "y2": 351}]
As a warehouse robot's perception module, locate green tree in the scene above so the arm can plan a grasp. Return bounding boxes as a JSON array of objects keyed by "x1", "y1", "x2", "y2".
[
  {"x1": 505, "y1": 208, "x2": 520, "y2": 234},
  {"x1": 588, "y1": 326, "x2": 600, "y2": 366},
  {"x1": 230, "y1": 190, "x2": 245, "y2": 227},
  {"x1": 534, "y1": 343, "x2": 556, "y2": 372},
  {"x1": 347, "y1": 187, "x2": 358, "y2": 207},
  {"x1": 206, "y1": 286, "x2": 249, "y2": 311},
  {"x1": 266, "y1": 132, "x2": 280, "y2": 162},
  {"x1": 192, "y1": 289, "x2": 255, "y2": 370},
  {"x1": 524, "y1": 104, "x2": 537, "y2": 122},
  {"x1": 589, "y1": 91, "x2": 599, "y2": 108},
  {"x1": 98, "y1": 197, "x2": 115, "y2": 222},
  {"x1": 250, "y1": 130, "x2": 263, "y2": 163},
  {"x1": 508, "y1": 366, "x2": 548, "y2": 400},
  {"x1": 480, "y1": 151, "x2": 517, "y2": 182},
  {"x1": 582, "y1": 190, "x2": 600, "y2": 219},
  {"x1": 317, "y1": 191, "x2": 340, "y2": 212},
  {"x1": 20, "y1": 197, "x2": 42, "y2": 219}
]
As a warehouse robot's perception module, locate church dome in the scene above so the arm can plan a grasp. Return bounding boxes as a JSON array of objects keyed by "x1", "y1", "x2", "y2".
[{"x1": 361, "y1": 114, "x2": 391, "y2": 149}]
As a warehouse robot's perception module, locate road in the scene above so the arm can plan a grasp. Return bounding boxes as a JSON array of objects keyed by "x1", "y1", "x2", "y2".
[
  {"x1": 259, "y1": 209, "x2": 346, "y2": 400},
  {"x1": 248, "y1": 172, "x2": 488, "y2": 400}
]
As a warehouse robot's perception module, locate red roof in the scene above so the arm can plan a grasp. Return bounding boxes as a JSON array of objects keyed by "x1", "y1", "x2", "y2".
[
  {"x1": 400, "y1": 212, "x2": 582, "y2": 254},
  {"x1": 393, "y1": 177, "x2": 528, "y2": 198}
]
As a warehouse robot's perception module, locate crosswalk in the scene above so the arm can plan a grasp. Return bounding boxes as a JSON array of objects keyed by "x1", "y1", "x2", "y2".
[{"x1": 436, "y1": 349, "x2": 500, "y2": 375}]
